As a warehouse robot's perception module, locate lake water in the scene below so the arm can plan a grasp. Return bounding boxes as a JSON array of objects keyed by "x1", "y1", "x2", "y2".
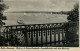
[{"x1": 3, "y1": 12, "x2": 68, "y2": 26}]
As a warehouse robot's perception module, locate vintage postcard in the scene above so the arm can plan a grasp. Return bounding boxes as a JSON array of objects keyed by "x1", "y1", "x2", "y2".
[{"x1": 0, "y1": 0, "x2": 79, "y2": 51}]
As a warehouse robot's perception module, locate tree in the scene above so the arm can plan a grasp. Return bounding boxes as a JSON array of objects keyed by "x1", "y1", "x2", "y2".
[
  {"x1": 67, "y1": 3, "x2": 79, "y2": 22},
  {"x1": 0, "y1": 0, "x2": 8, "y2": 26},
  {"x1": 0, "y1": 0, "x2": 8, "y2": 32},
  {"x1": 0, "y1": 0, "x2": 8, "y2": 46},
  {"x1": 66, "y1": 3, "x2": 79, "y2": 43}
]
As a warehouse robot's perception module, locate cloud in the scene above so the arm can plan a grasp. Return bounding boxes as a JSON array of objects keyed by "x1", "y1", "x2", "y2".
[
  {"x1": 4, "y1": 0, "x2": 38, "y2": 1},
  {"x1": 4, "y1": 0, "x2": 78, "y2": 12}
]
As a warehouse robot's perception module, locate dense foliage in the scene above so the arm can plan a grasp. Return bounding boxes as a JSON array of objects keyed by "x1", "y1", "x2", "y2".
[
  {"x1": 67, "y1": 3, "x2": 79, "y2": 22},
  {"x1": 0, "y1": 0, "x2": 8, "y2": 26},
  {"x1": 0, "y1": 0, "x2": 8, "y2": 46},
  {"x1": 66, "y1": 3, "x2": 79, "y2": 43}
]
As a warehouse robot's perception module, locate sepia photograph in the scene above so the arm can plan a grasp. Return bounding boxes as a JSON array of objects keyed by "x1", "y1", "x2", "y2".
[{"x1": 0, "y1": 0, "x2": 79, "y2": 47}]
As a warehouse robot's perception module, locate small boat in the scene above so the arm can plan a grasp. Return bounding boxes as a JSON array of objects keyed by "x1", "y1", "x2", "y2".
[
  {"x1": 17, "y1": 18, "x2": 24, "y2": 25},
  {"x1": 24, "y1": 13, "x2": 26, "y2": 16}
]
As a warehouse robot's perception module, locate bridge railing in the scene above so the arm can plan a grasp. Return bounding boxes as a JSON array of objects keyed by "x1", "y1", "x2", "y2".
[{"x1": 1, "y1": 22, "x2": 78, "y2": 46}]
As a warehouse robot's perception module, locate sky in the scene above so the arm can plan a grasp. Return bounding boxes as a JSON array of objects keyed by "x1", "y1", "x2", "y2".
[{"x1": 4, "y1": 0, "x2": 78, "y2": 12}]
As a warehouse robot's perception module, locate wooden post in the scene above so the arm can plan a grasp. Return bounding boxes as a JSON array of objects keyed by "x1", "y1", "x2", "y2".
[
  {"x1": 46, "y1": 26, "x2": 47, "y2": 46},
  {"x1": 54, "y1": 29, "x2": 56, "y2": 45},
  {"x1": 31, "y1": 31, "x2": 33, "y2": 46},
  {"x1": 36, "y1": 31, "x2": 38, "y2": 46},
  {"x1": 41, "y1": 29, "x2": 43, "y2": 46},
  {"x1": 58, "y1": 29, "x2": 60, "y2": 44},
  {"x1": 50, "y1": 29, "x2": 52, "y2": 46}
]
